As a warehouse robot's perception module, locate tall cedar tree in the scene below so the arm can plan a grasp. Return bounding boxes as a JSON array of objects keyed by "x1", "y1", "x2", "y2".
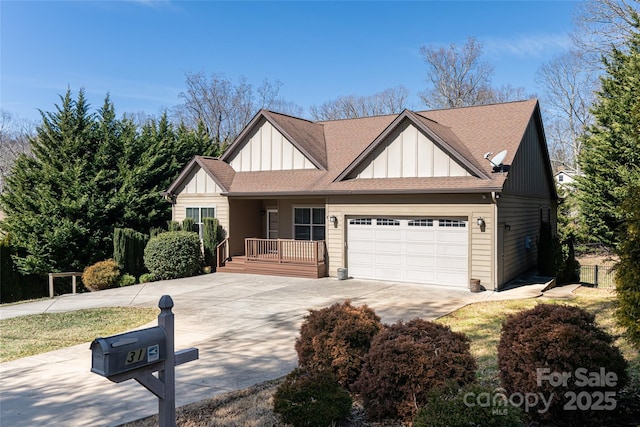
[
  {"x1": 0, "y1": 89, "x2": 215, "y2": 275},
  {"x1": 577, "y1": 14, "x2": 640, "y2": 250}
]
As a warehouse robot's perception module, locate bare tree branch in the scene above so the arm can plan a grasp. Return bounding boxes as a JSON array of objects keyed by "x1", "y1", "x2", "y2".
[{"x1": 309, "y1": 86, "x2": 410, "y2": 121}]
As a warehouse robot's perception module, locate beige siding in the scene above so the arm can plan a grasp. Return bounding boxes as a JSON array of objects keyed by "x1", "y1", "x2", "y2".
[
  {"x1": 326, "y1": 194, "x2": 496, "y2": 289},
  {"x1": 355, "y1": 122, "x2": 470, "y2": 179},
  {"x1": 173, "y1": 165, "x2": 229, "y2": 238},
  {"x1": 228, "y1": 118, "x2": 316, "y2": 172}
]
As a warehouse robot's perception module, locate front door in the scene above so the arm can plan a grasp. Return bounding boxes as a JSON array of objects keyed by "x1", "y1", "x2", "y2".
[{"x1": 267, "y1": 209, "x2": 279, "y2": 239}]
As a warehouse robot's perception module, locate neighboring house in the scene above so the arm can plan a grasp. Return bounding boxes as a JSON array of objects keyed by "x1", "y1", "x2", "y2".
[
  {"x1": 554, "y1": 169, "x2": 579, "y2": 188},
  {"x1": 165, "y1": 99, "x2": 557, "y2": 291}
]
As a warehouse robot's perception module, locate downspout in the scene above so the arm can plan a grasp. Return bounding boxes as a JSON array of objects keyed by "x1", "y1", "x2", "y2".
[{"x1": 491, "y1": 191, "x2": 500, "y2": 290}]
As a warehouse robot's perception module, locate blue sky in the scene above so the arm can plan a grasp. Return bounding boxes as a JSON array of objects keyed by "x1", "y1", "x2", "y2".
[{"x1": 1, "y1": 1, "x2": 578, "y2": 122}]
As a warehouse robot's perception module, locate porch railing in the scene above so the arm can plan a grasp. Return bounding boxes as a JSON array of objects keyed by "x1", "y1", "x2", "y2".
[
  {"x1": 245, "y1": 238, "x2": 326, "y2": 265},
  {"x1": 216, "y1": 238, "x2": 230, "y2": 269}
]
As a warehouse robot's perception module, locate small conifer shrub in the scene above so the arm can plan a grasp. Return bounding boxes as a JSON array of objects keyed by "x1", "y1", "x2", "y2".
[
  {"x1": 82, "y1": 259, "x2": 120, "y2": 291},
  {"x1": 295, "y1": 300, "x2": 383, "y2": 389},
  {"x1": 355, "y1": 318, "x2": 477, "y2": 421}
]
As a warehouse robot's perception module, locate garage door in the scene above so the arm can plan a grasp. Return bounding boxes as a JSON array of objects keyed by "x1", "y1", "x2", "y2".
[{"x1": 347, "y1": 217, "x2": 468, "y2": 287}]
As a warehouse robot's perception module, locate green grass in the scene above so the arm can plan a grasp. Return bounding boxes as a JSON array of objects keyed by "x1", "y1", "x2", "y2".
[{"x1": 0, "y1": 307, "x2": 159, "y2": 362}]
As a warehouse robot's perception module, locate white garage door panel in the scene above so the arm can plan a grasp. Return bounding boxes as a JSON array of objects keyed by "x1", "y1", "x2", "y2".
[{"x1": 347, "y1": 218, "x2": 468, "y2": 287}]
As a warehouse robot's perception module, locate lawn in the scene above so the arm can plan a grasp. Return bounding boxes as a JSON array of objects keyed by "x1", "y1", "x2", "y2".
[
  {"x1": 0, "y1": 307, "x2": 159, "y2": 362},
  {"x1": 121, "y1": 287, "x2": 639, "y2": 427}
]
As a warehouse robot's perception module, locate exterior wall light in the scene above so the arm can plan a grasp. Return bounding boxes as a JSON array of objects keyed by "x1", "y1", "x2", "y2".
[
  {"x1": 329, "y1": 215, "x2": 338, "y2": 225},
  {"x1": 476, "y1": 217, "x2": 485, "y2": 227}
]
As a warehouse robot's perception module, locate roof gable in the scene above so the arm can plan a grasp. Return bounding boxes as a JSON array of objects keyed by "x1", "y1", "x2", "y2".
[
  {"x1": 221, "y1": 110, "x2": 326, "y2": 171},
  {"x1": 336, "y1": 110, "x2": 489, "y2": 181},
  {"x1": 165, "y1": 156, "x2": 233, "y2": 196}
]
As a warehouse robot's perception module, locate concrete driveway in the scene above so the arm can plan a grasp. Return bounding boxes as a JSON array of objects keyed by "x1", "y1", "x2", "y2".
[{"x1": 0, "y1": 272, "x2": 552, "y2": 427}]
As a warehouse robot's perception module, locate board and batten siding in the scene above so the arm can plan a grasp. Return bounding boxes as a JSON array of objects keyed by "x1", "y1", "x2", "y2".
[
  {"x1": 228, "y1": 118, "x2": 316, "y2": 172},
  {"x1": 326, "y1": 195, "x2": 496, "y2": 289},
  {"x1": 172, "y1": 166, "x2": 229, "y2": 233},
  {"x1": 353, "y1": 121, "x2": 470, "y2": 179},
  {"x1": 498, "y1": 115, "x2": 557, "y2": 286}
]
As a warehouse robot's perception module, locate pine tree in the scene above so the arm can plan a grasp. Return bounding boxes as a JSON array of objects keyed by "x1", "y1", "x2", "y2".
[
  {"x1": 0, "y1": 90, "x2": 217, "y2": 277},
  {"x1": 577, "y1": 15, "x2": 640, "y2": 250}
]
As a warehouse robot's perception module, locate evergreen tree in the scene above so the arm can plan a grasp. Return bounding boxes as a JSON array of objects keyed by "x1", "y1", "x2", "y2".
[
  {"x1": 0, "y1": 89, "x2": 217, "y2": 276},
  {"x1": 577, "y1": 14, "x2": 640, "y2": 250}
]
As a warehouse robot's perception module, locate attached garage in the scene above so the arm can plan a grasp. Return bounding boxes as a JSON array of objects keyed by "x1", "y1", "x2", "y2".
[{"x1": 347, "y1": 217, "x2": 469, "y2": 287}]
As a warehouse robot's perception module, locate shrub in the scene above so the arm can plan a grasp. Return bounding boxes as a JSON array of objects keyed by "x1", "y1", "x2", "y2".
[
  {"x1": 414, "y1": 383, "x2": 523, "y2": 427},
  {"x1": 144, "y1": 231, "x2": 202, "y2": 280},
  {"x1": 202, "y1": 217, "x2": 219, "y2": 268},
  {"x1": 139, "y1": 273, "x2": 156, "y2": 283},
  {"x1": 182, "y1": 218, "x2": 197, "y2": 233},
  {"x1": 113, "y1": 228, "x2": 148, "y2": 278},
  {"x1": 295, "y1": 300, "x2": 382, "y2": 389},
  {"x1": 273, "y1": 368, "x2": 352, "y2": 427},
  {"x1": 82, "y1": 259, "x2": 120, "y2": 291},
  {"x1": 167, "y1": 220, "x2": 181, "y2": 232},
  {"x1": 149, "y1": 227, "x2": 165, "y2": 238},
  {"x1": 118, "y1": 274, "x2": 136, "y2": 287},
  {"x1": 354, "y1": 318, "x2": 477, "y2": 421},
  {"x1": 498, "y1": 304, "x2": 628, "y2": 425}
]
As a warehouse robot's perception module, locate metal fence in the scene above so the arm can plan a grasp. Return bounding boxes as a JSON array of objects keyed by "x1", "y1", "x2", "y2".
[{"x1": 579, "y1": 265, "x2": 616, "y2": 289}]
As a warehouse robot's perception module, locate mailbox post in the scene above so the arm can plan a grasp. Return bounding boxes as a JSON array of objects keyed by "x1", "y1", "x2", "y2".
[{"x1": 90, "y1": 295, "x2": 198, "y2": 427}]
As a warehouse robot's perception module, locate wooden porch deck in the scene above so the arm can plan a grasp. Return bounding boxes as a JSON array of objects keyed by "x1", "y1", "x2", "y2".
[{"x1": 216, "y1": 238, "x2": 327, "y2": 279}]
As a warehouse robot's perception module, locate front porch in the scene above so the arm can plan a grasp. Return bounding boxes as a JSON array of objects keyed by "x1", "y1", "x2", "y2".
[{"x1": 216, "y1": 238, "x2": 327, "y2": 279}]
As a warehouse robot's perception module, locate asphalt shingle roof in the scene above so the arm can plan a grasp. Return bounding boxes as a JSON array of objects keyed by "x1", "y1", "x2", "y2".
[{"x1": 173, "y1": 99, "x2": 540, "y2": 196}]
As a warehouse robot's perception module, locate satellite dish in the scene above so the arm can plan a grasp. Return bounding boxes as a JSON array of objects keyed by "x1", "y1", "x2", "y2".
[
  {"x1": 484, "y1": 149, "x2": 508, "y2": 171},
  {"x1": 491, "y1": 150, "x2": 508, "y2": 167}
]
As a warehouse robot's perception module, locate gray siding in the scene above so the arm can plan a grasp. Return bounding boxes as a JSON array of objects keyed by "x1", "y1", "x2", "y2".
[{"x1": 498, "y1": 115, "x2": 557, "y2": 286}]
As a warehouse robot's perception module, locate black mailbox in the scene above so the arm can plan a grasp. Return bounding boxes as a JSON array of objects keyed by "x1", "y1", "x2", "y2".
[{"x1": 90, "y1": 326, "x2": 166, "y2": 378}]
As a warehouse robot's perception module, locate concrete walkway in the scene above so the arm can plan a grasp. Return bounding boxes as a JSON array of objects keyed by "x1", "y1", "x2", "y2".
[{"x1": 0, "y1": 273, "x2": 577, "y2": 427}]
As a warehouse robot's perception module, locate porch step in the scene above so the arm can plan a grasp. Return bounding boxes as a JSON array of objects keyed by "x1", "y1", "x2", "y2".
[{"x1": 218, "y1": 256, "x2": 326, "y2": 279}]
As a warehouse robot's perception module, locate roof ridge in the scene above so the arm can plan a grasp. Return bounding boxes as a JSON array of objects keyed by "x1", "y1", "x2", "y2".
[{"x1": 419, "y1": 98, "x2": 538, "y2": 114}]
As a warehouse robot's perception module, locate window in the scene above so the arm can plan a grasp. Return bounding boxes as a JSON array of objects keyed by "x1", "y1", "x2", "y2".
[
  {"x1": 186, "y1": 207, "x2": 215, "y2": 238},
  {"x1": 408, "y1": 219, "x2": 434, "y2": 227},
  {"x1": 558, "y1": 174, "x2": 564, "y2": 182},
  {"x1": 439, "y1": 219, "x2": 466, "y2": 228},
  {"x1": 376, "y1": 218, "x2": 400, "y2": 226},
  {"x1": 294, "y1": 207, "x2": 325, "y2": 240},
  {"x1": 349, "y1": 218, "x2": 372, "y2": 225}
]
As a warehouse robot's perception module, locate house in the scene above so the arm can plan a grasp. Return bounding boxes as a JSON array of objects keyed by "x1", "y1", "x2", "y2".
[
  {"x1": 164, "y1": 99, "x2": 557, "y2": 291},
  {"x1": 554, "y1": 169, "x2": 579, "y2": 188}
]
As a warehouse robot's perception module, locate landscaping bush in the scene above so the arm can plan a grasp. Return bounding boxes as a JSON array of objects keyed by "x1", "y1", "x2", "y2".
[
  {"x1": 498, "y1": 303, "x2": 628, "y2": 425},
  {"x1": 113, "y1": 228, "x2": 148, "y2": 278},
  {"x1": 167, "y1": 220, "x2": 181, "y2": 232},
  {"x1": 139, "y1": 273, "x2": 156, "y2": 283},
  {"x1": 354, "y1": 318, "x2": 477, "y2": 421},
  {"x1": 118, "y1": 274, "x2": 136, "y2": 287},
  {"x1": 143, "y1": 231, "x2": 202, "y2": 280},
  {"x1": 202, "y1": 217, "x2": 219, "y2": 268},
  {"x1": 82, "y1": 259, "x2": 120, "y2": 291},
  {"x1": 414, "y1": 383, "x2": 523, "y2": 427},
  {"x1": 295, "y1": 300, "x2": 383, "y2": 389},
  {"x1": 273, "y1": 368, "x2": 352, "y2": 427},
  {"x1": 182, "y1": 218, "x2": 197, "y2": 233}
]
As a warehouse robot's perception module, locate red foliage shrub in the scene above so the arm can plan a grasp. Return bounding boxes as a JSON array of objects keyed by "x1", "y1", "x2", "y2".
[
  {"x1": 354, "y1": 318, "x2": 477, "y2": 422},
  {"x1": 295, "y1": 300, "x2": 382, "y2": 389},
  {"x1": 498, "y1": 304, "x2": 628, "y2": 425}
]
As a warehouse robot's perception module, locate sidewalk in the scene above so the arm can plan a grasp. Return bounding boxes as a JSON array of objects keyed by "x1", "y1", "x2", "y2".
[{"x1": 0, "y1": 273, "x2": 577, "y2": 426}]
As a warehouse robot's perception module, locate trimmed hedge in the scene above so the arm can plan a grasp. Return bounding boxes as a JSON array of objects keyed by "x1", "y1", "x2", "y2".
[
  {"x1": 354, "y1": 318, "x2": 477, "y2": 421},
  {"x1": 498, "y1": 304, "x2": 628, "y2": 425},
  {"x1": 144, "y1": 231, "x2": 202, "y2": 280},
  {"x1": 295, "y1": 300, "x2": 382, "y2": 389}
]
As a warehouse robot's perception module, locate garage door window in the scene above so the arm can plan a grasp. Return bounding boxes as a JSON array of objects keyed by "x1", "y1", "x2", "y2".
[
  {"x1": 408, "y1": 219, "x2": 434, "y2": 227},
  {"x1": 294, "y1": 207, "x2": 325, "y2": 241},
  {"x1": 376, "y1": 218, "x2": 400, "y2": 226},
  {"x1": 439, "y1": 219, "x2": 466, "y2": 228}
]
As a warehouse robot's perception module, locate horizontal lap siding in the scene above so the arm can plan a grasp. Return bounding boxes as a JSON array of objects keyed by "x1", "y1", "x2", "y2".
[
  {"x1": 326, "y1": 194, "x2": 496, "y2": 289},
  {"x1": 174, "y1": 194, "x2": 229, "y2": 233},
  {"x1": 498, "y1": 194, "x2": 552, "y2": 284}
]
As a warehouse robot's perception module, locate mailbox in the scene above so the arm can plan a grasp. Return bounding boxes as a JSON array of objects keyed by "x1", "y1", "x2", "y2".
[{"x1": 90, "y1": 326, "x2": 166, "y2": 378}]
